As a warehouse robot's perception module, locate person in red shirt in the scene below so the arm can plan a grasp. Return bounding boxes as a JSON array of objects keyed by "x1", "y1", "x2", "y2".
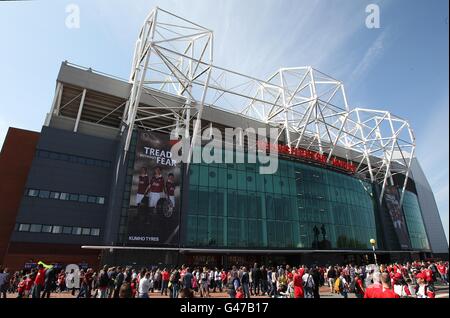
[
  {"x1": 146, "y1": 167, "x2": 165, "y2": 209},
  {"x1": 17, "y1": 276, "x2": 27, "y2": 298},
  {"x1": 437, "y1": 262, "x2": 448, "y2": 285},
  {"x1": 423, "y1": 266, "x2": 434, "y2": 286},
  {"x1": 161, "y1": 268, "x2": 170, "y2": 296},
  {"x1": 354, "y1": 273, "x2": 365, "y2": 298},
  {"x1": 293, "y1": 268, "x2": 304, "y2": 298},
  {"x1": 221, "y1": 270, "x2": 227, "y2": 288},
  {"x1": 364, "y1": 271, "x2": 382, "y2": 298},
  {"x1": 24, "y1": 274, "x2": 34, "y2": 298},
  {"x1": 32, "y1": 264, "x2": 46, "y2": 298},
  {"x1": 370, "y1": 272, "x2": 399, "y2": 298}
]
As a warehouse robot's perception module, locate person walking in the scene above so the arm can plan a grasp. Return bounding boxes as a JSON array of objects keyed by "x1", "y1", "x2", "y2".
[
  {"x1": 241, "y1": 267, "x2": 250, "y2": 298},
  {"x1": 113, "y1": 267, "x2": 125, "y2": 298},
  {"x1": 302, "y1": 268, "x2": 315, "y2": 298},
  {"x1": 327, "y1": 266, "x2": 336, "y2": 293},
  {"x1": 32, "y1": 263, "x2": 47, "y2": 298},
  {"x1": 251, "y1": 263, "x2": 261, "y2": 296},
  {"x1": 293, "y1": 269, "x2": 304, "y2": 298},
  {"x1": 183, "y1": 267, "x2": 193, "y2": 291},
  {"x1": 353, "y1": 273, "x2": 365, "y2": 298},
  {"x1": 0, "y1": 268, "x2": 10, "y2": 299},
  {"x1": 138, "y1": 272, "x2": 151, "y2": 298},
  {"x1": 161, "y1": 268, "x2": 170, "y2": 296}
]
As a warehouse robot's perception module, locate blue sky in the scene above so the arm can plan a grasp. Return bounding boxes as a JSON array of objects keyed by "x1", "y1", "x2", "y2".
[{"x1": 0, "y1": 0, "x2": 448, "y2": 241}]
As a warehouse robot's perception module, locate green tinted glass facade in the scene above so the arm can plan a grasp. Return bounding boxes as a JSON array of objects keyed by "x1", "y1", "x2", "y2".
[
  {"x1": 403, "y1": 190, "x2": 430, "y2": 250},
  {"x1": 185, "y1": 152, "x2": 378, "y2": 250}
]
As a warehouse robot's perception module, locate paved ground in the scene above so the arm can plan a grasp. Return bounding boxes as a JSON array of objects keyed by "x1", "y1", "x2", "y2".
[{"x1": 5, "y1": 284, "x2": 449, "y2": 299}]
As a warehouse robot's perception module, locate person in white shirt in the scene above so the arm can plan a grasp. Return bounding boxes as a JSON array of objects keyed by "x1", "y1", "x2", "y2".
[
  {"x1": 214, "y1": 268, "x2": 222, "y2": 292},
  {"x1": 138, "y1": 272, "x2": 151, "y2": 298},
  {"x1": 302, "y1": 269, "x2": 315, "y2": 298}
]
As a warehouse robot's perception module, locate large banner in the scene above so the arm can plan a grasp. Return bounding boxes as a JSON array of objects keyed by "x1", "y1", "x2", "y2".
[
  {"x1": 126, "y1": 130, "x2": 181, "y2": 245},
  {"x1": 384, "y1": 186, "x2": 411, "y2": 250}
]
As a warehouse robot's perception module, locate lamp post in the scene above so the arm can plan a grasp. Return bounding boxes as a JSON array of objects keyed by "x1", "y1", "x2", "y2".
[{"x1": 370, "y1": 239, "x2": 378, "y2": 266}]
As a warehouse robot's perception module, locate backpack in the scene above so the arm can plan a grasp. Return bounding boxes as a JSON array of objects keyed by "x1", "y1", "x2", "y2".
[
  {"x1": 303, "y1": 274, "x2": 314, "y2": 289},
  {"x1": 334, "y1": 277, "x2": 342, "y2": 293}
]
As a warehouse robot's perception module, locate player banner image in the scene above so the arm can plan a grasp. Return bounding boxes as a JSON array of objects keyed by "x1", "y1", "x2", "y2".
[
  {"x1": 126, "y1": 130, "x2": 181, "y2": 245},
  {"x1": 384, "y1": 186, "x2": 411, "y2": 250}
]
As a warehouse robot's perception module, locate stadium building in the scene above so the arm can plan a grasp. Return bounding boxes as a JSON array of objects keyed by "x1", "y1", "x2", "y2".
[{"x1": 0, "y1": 8, "x2": 448, "y2": 270}]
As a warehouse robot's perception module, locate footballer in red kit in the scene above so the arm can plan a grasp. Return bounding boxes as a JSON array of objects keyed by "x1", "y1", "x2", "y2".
[{"x1": 146, "y1": 167, "x2": 165, "y2": 208}]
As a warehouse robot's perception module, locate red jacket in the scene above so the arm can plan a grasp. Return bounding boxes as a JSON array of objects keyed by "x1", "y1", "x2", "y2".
[
  {"x1": 293, "y1": 272, "x2": 304, "y2": 298},
  {"x1": 35, "y1": 269, "x2": 46, "y2": 286}
]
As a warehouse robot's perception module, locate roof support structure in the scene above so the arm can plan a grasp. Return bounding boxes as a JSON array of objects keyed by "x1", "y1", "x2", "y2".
[{"x1": 123, "y1": 7, "x2": 416, "y2": 205}]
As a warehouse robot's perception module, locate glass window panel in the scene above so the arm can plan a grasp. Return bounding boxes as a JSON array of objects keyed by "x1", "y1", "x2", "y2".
[
  {"x1": 52, "y1": 226, "x2": 62, "y2": 234},
  {"x1": 264, "y1": 175, "x2": 273, "y2": 193},
  {"x1": 188, "y1": 186, "x2": 198, "y2": 215},
  {"x1": 237, "y1": 171, "x2": 246, "y2": 191},
  {"x1": 199, "y1": 166, "x2": 209, "y2": 187},
  {"x1": 63, "y1": 226, "x2": 72, "y2": 234},
  {"x1": 69, "y1": 193, "x2": 79, "y2": 201},
  {"x1": 87, "y1": 196, "x2": 97, "y2": 203},
  {"x1": 42, "y1": 225, "x2": 52, "y2": 233},
  {"x1": 72, "y1": 227, "x2": 82, "y2": 235},
  {"x1": 60, "y1": 193, "x2": 70, "y2": 200},
  {"x1": 18, "y1": 224, "x2": 30, "y2": 232},
  {"x1": 208, "y1": 166, "x2": 218, "y2": 188},
  {"x1": 189, "y1": 165, "x2": 199, "y2": 185},
  {"x1": 187, "y1": 216, "x2": 197, "y2": 245},
  {"x1": 197, "y1": 216, "x2": 208, "y2": 246},
  {"x1": 78, "y1": 194, "x2": 88, "y2": 202},
  {"x1": 28, "y1": 189, "x2": 39, "y2": 197},
  {"x1": 198, "y1": 187, "x2": 209, "y2": 215},
  {"x1": 30, "y1": 224, "x2": 42, "y2": 232},
  {"x1": 82, "y1": 228, "x2": 91, "y2": 235},
  {"x1": 96, "y1": 197, "x2": 105, "y2": 205},
  {"x1": 91, "y1": 228, "x2": 100, "y2": 236},
  {"x1": 208, "y1": 190, "x2": 218, "y2": 216},
  {"x1": 227, "y1": 169, "x2": 237, "y2": 190},
  {"x1": 265, "y1": 195, "x2": 274, "y2": 219},
  {"x1": 246, "y1": 171, "x2": 256, "y2": 191},
  {"x1": 216, "y1": 189, "x2": 225, "y2": 217},
  {"x1": 49, "y1": 191, "x2": 60, "y2": 199},
  {"x1": 237, "y1": 194, "x2": 247, "y2": 218},
  {"x1": 38, "y1": 190, "x2": 50, "y2": 199},
  {"x1": 217, "y1": 168, "x2": 227, "y2": 188},
  {"x1": 227, "y1": 190, "x2": 237, "y2": 217}
]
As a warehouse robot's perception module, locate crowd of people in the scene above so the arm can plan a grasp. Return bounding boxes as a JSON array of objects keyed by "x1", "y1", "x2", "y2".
[{"x1": 0, "y1": 260, "x2": 447, "y2": 299}]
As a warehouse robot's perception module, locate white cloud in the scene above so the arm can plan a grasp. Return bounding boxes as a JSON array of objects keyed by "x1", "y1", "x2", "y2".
[{"x1": 349, "y1": 28, "x2": 389, "y2": 86}]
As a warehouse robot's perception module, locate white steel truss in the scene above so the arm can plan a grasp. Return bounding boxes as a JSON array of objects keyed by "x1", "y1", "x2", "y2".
[{"x1": 124, "y1": 7, "x2": 415, "y2": 206}]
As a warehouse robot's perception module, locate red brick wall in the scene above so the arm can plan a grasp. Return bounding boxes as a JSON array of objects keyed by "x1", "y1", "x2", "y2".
[{"x1": 0, "y1": 128, "x2": 40, "y2": 266}]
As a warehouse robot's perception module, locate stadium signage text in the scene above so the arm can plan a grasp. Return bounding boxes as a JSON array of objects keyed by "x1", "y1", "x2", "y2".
[
  {"x1": 142, "y1": 146, "x2": 177, "y2": 166},
  {"x1": 258, "y1": 142, "x2": 356, "y2": 173}
]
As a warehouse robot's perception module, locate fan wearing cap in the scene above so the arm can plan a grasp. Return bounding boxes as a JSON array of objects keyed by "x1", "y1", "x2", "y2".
[
  {"x1": 415, "y1": 272, "x2": 435, "y2": 298},
  {"x1": 393, "y1": 273, "x2": 411, "y2": 297}
]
